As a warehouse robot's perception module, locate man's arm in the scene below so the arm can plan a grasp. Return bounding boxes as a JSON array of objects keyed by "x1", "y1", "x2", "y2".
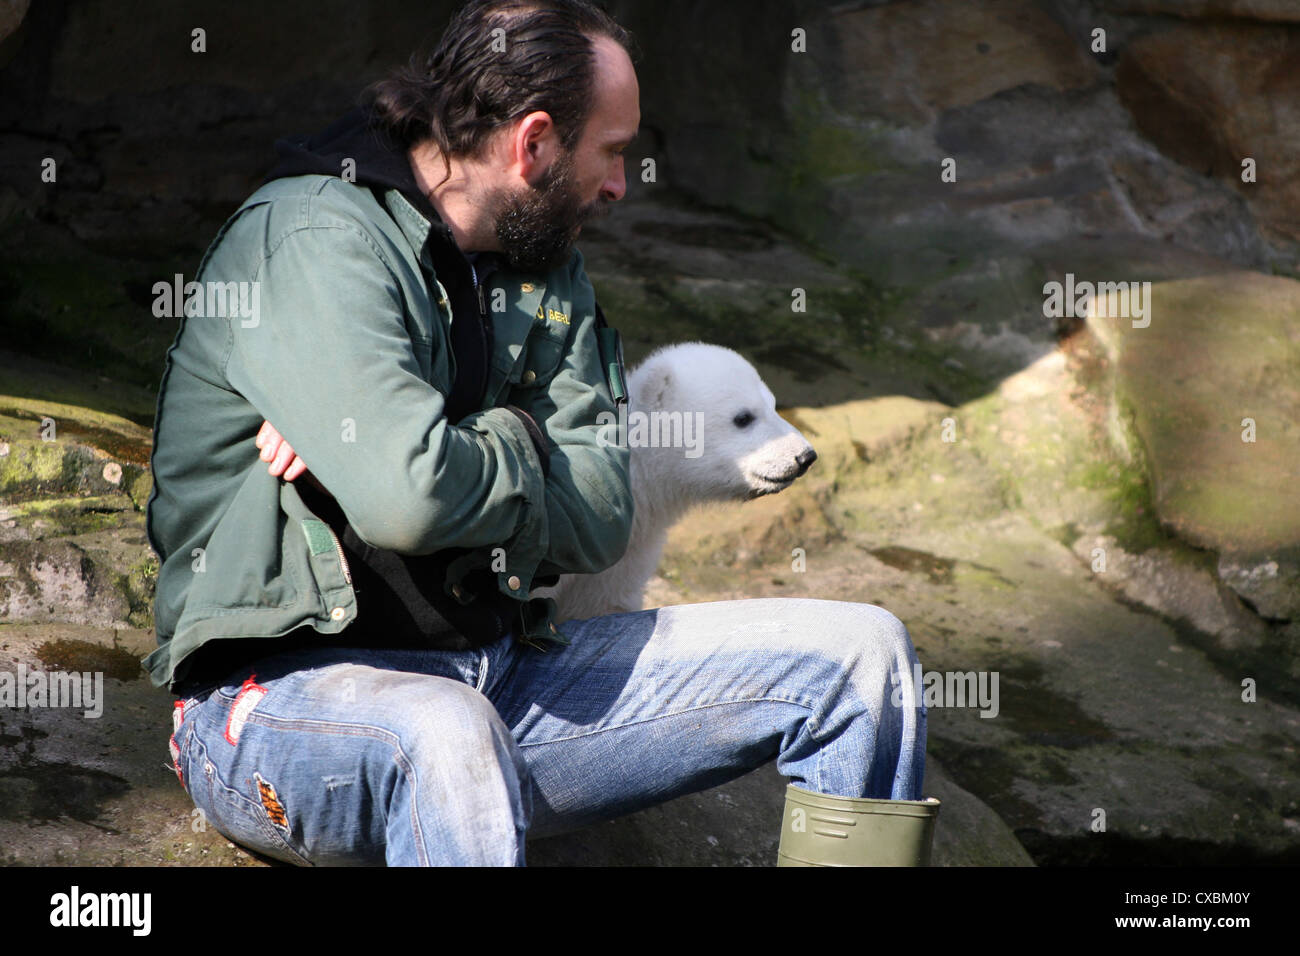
[
  {"x1": 224, "y1": 218, "x2": 548, "y2": 562},
  {"x1": 515, "y1": 254, "x2": 634, "y2": 578},
  {"x1": 253, "y1": 255, "x2": 632, "y2": 581}
]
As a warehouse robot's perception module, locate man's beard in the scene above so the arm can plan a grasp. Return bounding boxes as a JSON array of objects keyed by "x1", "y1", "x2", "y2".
[{"x1": 492, "y1": 150, "x2": 607, "y2": 274}]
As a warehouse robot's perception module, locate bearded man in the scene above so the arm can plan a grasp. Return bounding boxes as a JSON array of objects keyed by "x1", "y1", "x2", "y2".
[{"x1": 147, "y1": 0, "x2": 935, "y2": 866}]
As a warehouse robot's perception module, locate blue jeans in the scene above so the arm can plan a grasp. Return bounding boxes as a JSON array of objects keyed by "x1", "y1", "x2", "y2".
[{"x1": 169, "y1": 598, "x2": 927, "y2": 866}]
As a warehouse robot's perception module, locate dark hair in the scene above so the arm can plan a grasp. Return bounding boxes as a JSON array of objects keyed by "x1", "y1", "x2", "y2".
[{"x1": 365, "y1": 0, "x2": 634, "y2": 168}]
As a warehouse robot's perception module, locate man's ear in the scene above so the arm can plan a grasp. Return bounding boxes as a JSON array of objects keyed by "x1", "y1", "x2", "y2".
[{"x1": 508, "y1": 110, "x2": 561, "y2": 187}]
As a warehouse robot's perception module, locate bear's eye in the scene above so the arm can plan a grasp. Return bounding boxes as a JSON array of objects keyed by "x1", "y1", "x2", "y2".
[{"x1": 733, "y1": 411, "x2": 755, "y2": 428}]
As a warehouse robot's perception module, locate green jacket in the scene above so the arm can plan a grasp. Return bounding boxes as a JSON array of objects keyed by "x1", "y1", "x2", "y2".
[{"x1": 145, "y1": 173, "x2": 634, "y2": 690}]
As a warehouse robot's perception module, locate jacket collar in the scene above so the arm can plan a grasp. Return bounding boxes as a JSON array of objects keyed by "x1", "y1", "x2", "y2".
[{"x1": 262, "y1": 105, "x2": 467, "y2": 271}]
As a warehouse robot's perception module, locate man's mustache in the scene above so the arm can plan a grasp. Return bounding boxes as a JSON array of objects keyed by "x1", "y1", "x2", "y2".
[{"x1": 578, "y1": 197, "x2": 611, "y2": 224}]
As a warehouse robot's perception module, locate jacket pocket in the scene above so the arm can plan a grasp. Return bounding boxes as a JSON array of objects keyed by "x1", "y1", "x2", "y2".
[
  {"x1": 281, "y1": 482, "x2": 357, "y2": 632},
  {"x1": 507, "y1": 327, "x2": 567, "y2": 393}
]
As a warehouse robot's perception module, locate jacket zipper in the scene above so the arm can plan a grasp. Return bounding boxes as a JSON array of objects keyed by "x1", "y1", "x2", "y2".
[
  {"x1": 470, "y1": 259, "x2": 492, "y2": 406},
  {"x1": 326, "y1": 525, "x2": 353, "y2": 586}
]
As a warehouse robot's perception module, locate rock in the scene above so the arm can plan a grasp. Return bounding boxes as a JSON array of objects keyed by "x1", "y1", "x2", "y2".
[
  {"x1": 528, "y1": 757, "x2": 1033, "y2": 866},
  {"x1": 1086, "y1": 272, "x2": 1300, "y2": 555},
  {"x1": 0, "y1": 529, "x2": 134, "y2": 627},
  {"x1": 0, "y1": 623, "x2": 252, "y2": 867},
  {"x1": 926, "y1": 758, "x2": 1036, "y2": 866},
  {"x1": 1103, "y1": 0, "x2": 1300, "y2": 22},
  {"x1": 1082, "y1": 271, "x2": 1300, "y2": 691},
  {"x1": 1218, "y1": 549, "x2": 1300, "y2": 622},
  {"x1": 0, "y1": 369, "x2": 156, "y2": 630},
  {"x1": 1070, "y1": 531, "x2": 1271, "y2": 653},
  {"x1": 0, "y1": 0, "x2": 28, "y2": 46},
  {"x1": 1116, "y1": 22, "x2": 1300, "y2": 244},
  {"x1": 0, "y1": 0, "x2": 26, "y2": 55},
  {"x1": 808, "y1": 0, "x2": 1098, "y2": 126}
]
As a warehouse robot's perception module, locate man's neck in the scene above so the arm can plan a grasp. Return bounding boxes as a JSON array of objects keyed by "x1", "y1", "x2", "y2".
[{"x1": 407, "y1": 141, "x2": 501, "y2": 255}]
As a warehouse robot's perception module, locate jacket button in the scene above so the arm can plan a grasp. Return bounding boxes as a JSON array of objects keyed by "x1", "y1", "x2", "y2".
[
  {"x1": 451, "y1": 583, "x2": 465, "y2": 601},
  {"x1": 521, "y1": 283, "x2": 535, "y2": 293},
  {"x1": 521, "y1": 370, "x2": 536, "y2": 385},
  {"x1": 507, "y1": 575, "x2": 521, "y2": 591},
  {"x1": 330, "y1": 607, "x2": 346, "y2": 621}
]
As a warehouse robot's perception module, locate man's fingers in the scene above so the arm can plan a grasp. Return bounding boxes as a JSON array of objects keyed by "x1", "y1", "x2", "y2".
[
  {"x1": 255, "y1": 421, "x2": 306, "y2": 481},
  {"x1": 268, "y1": 440, "x2": 296, "y2": 477},
  {"x1": 257, "y1": 420, "x2": 285, "y2": 461}
]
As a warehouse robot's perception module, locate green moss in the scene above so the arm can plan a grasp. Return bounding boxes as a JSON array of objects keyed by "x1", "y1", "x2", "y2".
[
  {"x1": 122, "y1": 552, "x2": 159, "y2": 629},
  {"x1": 0, "y1": 403, "x2": 151, "y2": 466},
  {"x1": 0, "y1": 496, "x2": 135, "y2": 535},
  {"x1": 126, "y1": 468, "x2": 153, "y2": 511},
  {"x1": 783, "y1": 86, "x2": 906, "y2": 186},
  {"x1": 1073, "y1": 462, "x2": 1165, "y2": 555}
]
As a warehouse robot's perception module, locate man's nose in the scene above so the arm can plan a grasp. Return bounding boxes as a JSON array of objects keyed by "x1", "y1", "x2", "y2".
[{"x1": 601, "y1": 157, "x2": 626, "y2": 202}]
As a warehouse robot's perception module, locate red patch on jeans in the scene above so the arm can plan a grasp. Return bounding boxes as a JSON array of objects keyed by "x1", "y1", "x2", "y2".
[
  {"x1": 170, "y1": 699, "x2": 189, "y2": 789},
  {"x1": 169, "y1": 732, "x2": 184, "y2": 789},
  {"x1": 224, "y1": 675, "x2": 268, "y2": 746}
]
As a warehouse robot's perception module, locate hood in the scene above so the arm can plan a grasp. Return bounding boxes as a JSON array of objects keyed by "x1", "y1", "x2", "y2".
[{"x1": 262, "y1": 105, "x2": 449, "y2": 237}]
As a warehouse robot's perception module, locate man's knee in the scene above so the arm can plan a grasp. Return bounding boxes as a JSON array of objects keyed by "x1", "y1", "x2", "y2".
[
  {"x1": 825, "y1": 603, "x2": 921, "y2": 706},
  {"x1": 793, "y1": 601, "x2": 916, "y2": 669},
  {"x1": 855, "y1": 603, "x2": 918, "y2": 664},
  {"x1": 375, "y1": 674, "x2": 531, "y2": 863},
  {"x1": 356, "y1": 673, "x2": 507, "y2": 754},
  {"x1": 365, "y1": 674, "x2": 526, "y2": 793}
]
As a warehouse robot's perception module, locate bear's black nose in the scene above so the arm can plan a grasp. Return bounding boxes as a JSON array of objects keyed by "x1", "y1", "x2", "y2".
[{"x1": 795, "y1": 447, "x2": 817, "y2": 476}]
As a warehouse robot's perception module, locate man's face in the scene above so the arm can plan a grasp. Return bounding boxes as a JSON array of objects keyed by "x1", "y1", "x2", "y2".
[
  {"x1": 492, "y1": 34, "x2": 640, "y2": 274},
  {"x1": 492, "y1": 145, "x2": 606, "y2": 274}
]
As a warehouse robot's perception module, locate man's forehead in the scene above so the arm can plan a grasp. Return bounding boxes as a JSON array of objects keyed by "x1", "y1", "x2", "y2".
[{"x1": 586, "y1": 35, "x2": 640, "y2": 140}]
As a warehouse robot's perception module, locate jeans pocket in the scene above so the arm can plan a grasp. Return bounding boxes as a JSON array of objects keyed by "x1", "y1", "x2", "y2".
[{"x1": 188, "y1": 733, "x2": 313, "y2": 866}]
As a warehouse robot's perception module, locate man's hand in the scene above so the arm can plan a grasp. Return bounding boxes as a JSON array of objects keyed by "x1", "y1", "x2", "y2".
[
  {"x1": 256, "y1": 421, "x2": 335, "y2": 499},
  {"x1": 255, "y1": 420, "x2": 336, "y2": 498},
  {"x1": 255, "y1": 420, "x2": 310, "y2": 480}
]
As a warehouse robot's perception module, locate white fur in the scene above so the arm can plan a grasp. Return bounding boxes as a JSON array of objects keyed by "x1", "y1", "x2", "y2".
[{"x1": 534, "y1": 342, "x2": 817, "y2": 622}]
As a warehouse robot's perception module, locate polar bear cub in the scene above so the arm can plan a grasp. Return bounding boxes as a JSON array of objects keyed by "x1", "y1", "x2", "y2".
[{"x1": 535, "y1": 341, "x2": 817, "y2": 623}]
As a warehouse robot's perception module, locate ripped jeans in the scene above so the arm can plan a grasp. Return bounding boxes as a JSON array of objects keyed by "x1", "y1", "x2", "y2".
[{"x1": 168, "y1": 598, "x2": 927, "y2": 866}]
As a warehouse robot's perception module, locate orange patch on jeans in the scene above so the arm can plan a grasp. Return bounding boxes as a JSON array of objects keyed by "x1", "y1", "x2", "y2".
[{"x1": 256, "y1": 773, "x2": 288, "y2": 828}]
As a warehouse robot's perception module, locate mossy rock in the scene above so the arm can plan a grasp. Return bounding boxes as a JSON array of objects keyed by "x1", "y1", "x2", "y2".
[{"x1": 1087, "y1": 271, "x2": 1300, "y2": 554}]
